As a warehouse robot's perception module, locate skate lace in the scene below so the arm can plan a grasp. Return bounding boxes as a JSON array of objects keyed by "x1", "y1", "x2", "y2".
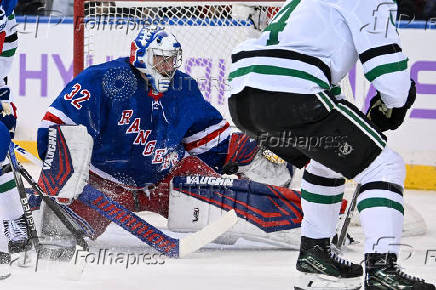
[
  {"x1": 328, "y1": 246, "x2": 352, "y2": 266},
  {"x1": 393, "y1": 264, "x2": 424, "y2": 282}
]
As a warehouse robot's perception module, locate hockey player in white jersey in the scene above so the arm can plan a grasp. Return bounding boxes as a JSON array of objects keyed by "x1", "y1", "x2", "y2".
[
  {"x1": 229, "y1": 0, "x2": 434, "y2": 289},
  {"x1": 0, "y1": 0, "x2": 30, "y2": 280}
]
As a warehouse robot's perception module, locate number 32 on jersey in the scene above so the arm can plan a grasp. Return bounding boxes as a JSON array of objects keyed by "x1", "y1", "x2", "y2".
[{"x1": 64, "y1": 83, "x2": 91, "y2": 110}]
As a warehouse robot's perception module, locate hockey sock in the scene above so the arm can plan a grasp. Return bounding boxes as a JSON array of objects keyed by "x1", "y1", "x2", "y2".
[
  {"x1": 0, "y1": 167, "x2": 25, "y2": 221},
  {"x1": 354, "y1": 148, "x2": 405, "y2": 254},
  {"x1": 301, "y1": 160, "x2": 345, "y2": 239}
]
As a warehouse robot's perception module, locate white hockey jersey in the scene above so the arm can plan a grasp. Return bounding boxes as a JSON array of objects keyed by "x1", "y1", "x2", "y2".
[{"x1": 229, "y1": 0, "x2": 410, "y2": 108}]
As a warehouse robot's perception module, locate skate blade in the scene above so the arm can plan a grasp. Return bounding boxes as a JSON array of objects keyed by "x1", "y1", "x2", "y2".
[{"x1": 294, "y1": 273, "x2": 362, "y2": 290}]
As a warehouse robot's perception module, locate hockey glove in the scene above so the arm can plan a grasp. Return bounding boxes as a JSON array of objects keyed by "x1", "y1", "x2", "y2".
[
  {"x1": 366, "y1": 80, "x2": 416, "y2": 131},
  {"x1": 0, "y1": 100, "x2": 17, "y2": 138},
  {"x1": 38, "y1": 125, "x2": 93, "y2": 204},
  {"x1": 222, "y1": 133, "x2": 293, "y2": 187},
  {"x1": 222, "y1": 133, "x2": 259, "y2": 174}
]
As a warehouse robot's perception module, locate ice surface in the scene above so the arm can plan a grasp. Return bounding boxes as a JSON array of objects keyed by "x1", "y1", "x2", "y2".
[{"x1": 2, "y1": 166, "x2": 435, "y2": 289}]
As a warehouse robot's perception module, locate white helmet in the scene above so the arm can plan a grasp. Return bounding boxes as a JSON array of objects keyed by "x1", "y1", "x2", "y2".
[{"x1": 130, "y1": 26, "x2": 182, "y2": 92}]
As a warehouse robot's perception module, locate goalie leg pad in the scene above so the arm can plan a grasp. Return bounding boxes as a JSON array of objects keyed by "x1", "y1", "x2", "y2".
[
  {"x1": 38, "y1": 125, "x2": 93, "y2": 204},
  {"x1": 169, "y1": 176, "x2": 303, "y2": 248}
]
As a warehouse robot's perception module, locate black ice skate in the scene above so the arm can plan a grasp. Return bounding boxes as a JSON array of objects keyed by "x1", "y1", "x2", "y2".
[
  {"x1": 294, "y1": 236, "x2": 362, "y2": 290},
  {"x1": 365, "y1": 253, "x2": 435, "y2": 290}
]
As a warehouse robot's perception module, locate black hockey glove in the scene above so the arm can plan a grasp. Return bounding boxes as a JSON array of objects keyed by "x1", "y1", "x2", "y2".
[{"x1": 366, "y1": 80, "x2": 416, "y2": 132}]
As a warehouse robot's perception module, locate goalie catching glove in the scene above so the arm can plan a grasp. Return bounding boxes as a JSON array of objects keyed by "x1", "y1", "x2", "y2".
[
  {"x1": 222, "y1": 133, "x2": 292, "y2": 187},
  {"x1": 366, "y1": 80, "x2": 416, "y2": 131},
  {"x1": 37, "y1": 125, "x2": 93, "y2": 204}
]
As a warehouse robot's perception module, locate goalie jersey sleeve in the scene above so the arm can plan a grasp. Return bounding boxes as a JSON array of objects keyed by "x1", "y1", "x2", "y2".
[
  {"x1": 181, "y1": 85, "x2": 230, "y2": 172},
  {"x1": 339, "y1": 0, "x2": 411, "y2": 108},
  {"x1": 37, "y1": 68, "x2": 103, "y2": 160}
]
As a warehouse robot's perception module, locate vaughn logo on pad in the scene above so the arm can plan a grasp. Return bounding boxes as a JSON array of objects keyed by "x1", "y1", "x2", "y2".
[
  {"x1": 185, "y1": 176, "x2": 234, "y2": 186},
  {"x1": 43, "y1": 127, "x2": 58, "y2": 170}
]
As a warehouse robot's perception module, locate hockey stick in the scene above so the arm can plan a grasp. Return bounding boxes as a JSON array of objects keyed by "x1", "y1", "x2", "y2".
[
  {"x1": 6, "y1": 142, "x2": 41, "y2": 251},
  {"x1": 78, "y1": 185, "x2": 237, "y2": 257},
  {"x1": 12, "y1": 142, "x2": 238, "y2": 257},
  {"x1": 335, "y1": 183, "x2": 361, "y2": 250},
  {"x1": 8, "y1": 144, "x2": 89, "y2": 251}
]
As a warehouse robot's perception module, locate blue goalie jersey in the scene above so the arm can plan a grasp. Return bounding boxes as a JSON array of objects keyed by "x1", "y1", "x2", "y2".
[{"x1": 37, "y1": 57, "x2": 231, "y2": 188}]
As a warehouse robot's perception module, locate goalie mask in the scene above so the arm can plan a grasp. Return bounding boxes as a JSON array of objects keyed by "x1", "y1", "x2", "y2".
[{"x1": 130, "y1": 27, "x2": 182, "y2": 93}]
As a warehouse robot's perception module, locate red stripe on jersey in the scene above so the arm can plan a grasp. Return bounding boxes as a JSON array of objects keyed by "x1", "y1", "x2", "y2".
[
  {"x1": 42, "y1": 111, "x2": 65, "y2": 125},
  {"x1": 184, "y1": 122, "x2": 230, "y2": 152},
  {"x1": 0, "y1": 31, "x2": 6, "y2": 54}
]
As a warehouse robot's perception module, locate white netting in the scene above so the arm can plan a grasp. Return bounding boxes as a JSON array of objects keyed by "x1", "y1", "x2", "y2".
[{"x1": 81, "y1": 1, "x2": 282, "y2": 118}]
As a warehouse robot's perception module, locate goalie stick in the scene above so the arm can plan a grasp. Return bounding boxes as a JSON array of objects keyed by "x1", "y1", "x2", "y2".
[
  {"x1": 11, "y1": 142, "x2": 238, "y2": 257},
  {"x1": 8, "y1": 144, "x2": 89, "y2": 251}
]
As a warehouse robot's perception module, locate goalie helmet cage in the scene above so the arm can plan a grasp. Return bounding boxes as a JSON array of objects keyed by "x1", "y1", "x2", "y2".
[{"x1": 73, "y1": 0, "x2": 283, "y2": 117}]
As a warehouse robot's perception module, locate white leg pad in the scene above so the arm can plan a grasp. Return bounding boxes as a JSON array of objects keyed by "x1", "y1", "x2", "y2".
[{"x1": 168, "y1": 185, "x2": 300, "y2": 248}]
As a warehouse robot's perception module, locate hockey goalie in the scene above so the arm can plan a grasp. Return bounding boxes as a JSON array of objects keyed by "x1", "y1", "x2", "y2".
[{"x1": 31, "y1": 26, "x2": 326, "y2": 257}]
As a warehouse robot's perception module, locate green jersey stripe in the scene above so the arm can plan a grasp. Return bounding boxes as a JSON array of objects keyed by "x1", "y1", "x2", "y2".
[
  {"x1": 301, "y1": 189, "x2": 343, "y2": 204},
  {"x1": 365, "y1": 59, "x2": 408, "y2": 82},
  {"x1": 330, "y1": 86, "x2": 341, "y2": 96},
  {"x1": 318, "y1": 92, "x2": 386, "y2": 148},
  {"x1": 357, "y1": 197, "x2": 404, "y2": 215},
  {"x1": 0, "y1": 179, "x2": 16, "y2": 193},
  {"x1": 335, "y1": 102, "x2": 386, "y2": 147},
  {"x1": 229, "y1": 65, "x2": 330, "y2": 90},
  {"x1": 0, "y1": 48, "x2": 17, "y2": 57},
  {"x1": 315, "y1": 93, "x2": 333, "y2": 111}
]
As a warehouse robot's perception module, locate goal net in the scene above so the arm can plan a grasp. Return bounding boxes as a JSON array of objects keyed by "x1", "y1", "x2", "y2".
[{"x1": 74, "y1": 0, "x2": 283, "y2": 120}]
